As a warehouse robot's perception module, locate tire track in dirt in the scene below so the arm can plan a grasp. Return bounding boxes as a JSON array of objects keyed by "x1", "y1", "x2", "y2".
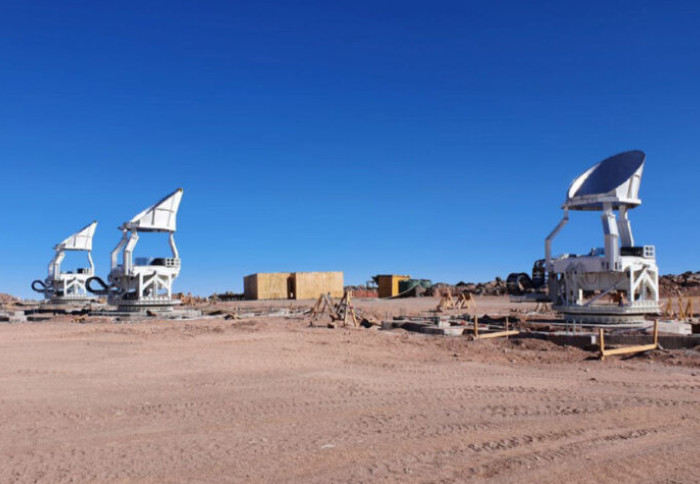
[{"x1": 1, "y1": 317, "x2": 699, "y2": 484}]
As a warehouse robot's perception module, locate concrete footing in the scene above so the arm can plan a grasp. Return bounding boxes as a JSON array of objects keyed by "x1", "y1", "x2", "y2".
[
  {"x1": 522, "y1": 331, "x2": 700, "y2": 350},
  {"x1": 90, "y1": 308, "x2": 203, "y2": 320},
  {"x1": 0, "y1": 311, "x2": 28, "y2": 323},
  {"x1": 383, "y1": 316, "x2": 700, "y2": 349},
  {"x1": 383, "y1": 319, "x2": 468, "y2": 336}
]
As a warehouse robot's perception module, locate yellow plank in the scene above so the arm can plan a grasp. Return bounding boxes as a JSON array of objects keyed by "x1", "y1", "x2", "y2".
[
  {"x1": 600, "y1": 320, "x2": 658, "y2": 360},
  {"x1": 475, "y1": 330, "x2": 520, "y2": 340},
  {"x1": 601, "y1": 343, "x2": 658, "y2": 357}
]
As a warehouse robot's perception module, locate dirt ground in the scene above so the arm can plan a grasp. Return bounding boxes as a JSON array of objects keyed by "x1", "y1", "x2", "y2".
[{"x1": 1, "y1": 296, "x2": 699, "y2": 483}]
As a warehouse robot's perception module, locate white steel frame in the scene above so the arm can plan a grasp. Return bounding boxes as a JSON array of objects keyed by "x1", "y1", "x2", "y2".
[
  {"x1": 546, "y1": 152, "x2": 659, "y2": 322},
  {"x1": 106, "y1": 188, "x2": 184, "y2": 308},
  {"x1": 36, "y1": 221, "x2": 98, "y2": 303}
]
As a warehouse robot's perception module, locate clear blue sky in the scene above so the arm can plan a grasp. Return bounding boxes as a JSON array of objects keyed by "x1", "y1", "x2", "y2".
[{"x1": 1, "y1": 1, "x2": 698, "y2": 298}]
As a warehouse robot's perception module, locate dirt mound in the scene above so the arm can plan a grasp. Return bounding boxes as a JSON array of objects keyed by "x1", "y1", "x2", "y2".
[
  {"x1": 428, "y1": 278, "x2": 508, "y2": 297},
  {"x1": 0, "y1": 293, "x2": 19, "y2": 304},
  {"x1": 659, "y1": 271, "x2": 700, "y2": 297}
]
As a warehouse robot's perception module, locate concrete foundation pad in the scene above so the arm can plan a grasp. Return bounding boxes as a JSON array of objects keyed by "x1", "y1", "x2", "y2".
[
  {"x1": 384, "y1": 320, "x2": 466, "y2": 336},
  {"x1": 26, "y1": 315, "x2": 52, "y2": 322},
  {"x1": 0, "y1": 312, "x2": 25, "y2": 322},
  {"x1": 522, "y1": 331, "x2": 700, "y2": 350},
  {"x1": 421, "y1": 326, "x2": 465, "y2": 336},
  {"x1": 383, "y1": 318, "x2": 700, "y2": 350},
  {"x1": 90, "y1": 308, "x2": 203, "y2": 320},
  {"x1": 655, "y1": 320, "x2": 692, "y2": 335},
  {"x1": 238, "y1": 309, "x2": 297, "y2": 318}
]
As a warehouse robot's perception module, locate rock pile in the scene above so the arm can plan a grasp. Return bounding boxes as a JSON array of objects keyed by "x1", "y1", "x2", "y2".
[
  {"x1": 457, "y1": 278, "x2": 508, "y2": 296},
  {"x1": 461, "y1": 272, "x2": 700, "y2": 298},
  {"x1": 659, "y1": 271, "x2": 700, "y2": 297},
  {"x1": 428, "y1": 278, "x2": 508, "y2": 297},
  {"x1": 341, "y1": 271, "x2": 700, "y2": 299},
  {"x1": 209, "y1": 292, "x2": 245, "y2": 302},
  {"x1": 0, "y1": 293, "x2": 18, "y2": 305}
]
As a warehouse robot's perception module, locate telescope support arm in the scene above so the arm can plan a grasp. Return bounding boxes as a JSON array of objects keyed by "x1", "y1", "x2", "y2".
[{"x1": 545, "y1": 209, "x2": 569, "y2": 272}]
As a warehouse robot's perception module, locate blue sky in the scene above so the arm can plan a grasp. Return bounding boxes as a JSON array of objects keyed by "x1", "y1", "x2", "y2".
[{"x1": 1, "y1": 1, "x2": 698, "y2": 298}]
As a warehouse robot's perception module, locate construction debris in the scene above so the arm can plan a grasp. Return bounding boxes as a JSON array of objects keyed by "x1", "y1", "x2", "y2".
[{"x1": 207, "y1": 309, "x2": 241, "y2": 320}]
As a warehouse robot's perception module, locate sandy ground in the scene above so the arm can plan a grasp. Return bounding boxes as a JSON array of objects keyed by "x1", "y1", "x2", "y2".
[{"x1": 1, "y1": 297, "x2": 699, "y2": 483}]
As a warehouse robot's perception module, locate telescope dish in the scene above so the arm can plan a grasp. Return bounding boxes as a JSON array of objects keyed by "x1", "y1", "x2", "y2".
[
  {"x1": 56, "y1": 221, "x2": 97, "y2": 251},
  {"x1": 564, "y1": 150, "x2": 645, "y2": 211},
  {"x1": 125, "y1": 188, "x2": 183, "y2": 232}
]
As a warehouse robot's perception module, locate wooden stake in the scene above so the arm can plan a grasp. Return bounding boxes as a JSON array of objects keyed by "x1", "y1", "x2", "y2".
[
  {"x1": 469, "y1": 315, "x2": 519, "y2": 340},
  {"x1": 334, "y1": 290, "x2": 359, "y2": 327},
  {"x1": 664, "y1": 299, "x2": 673, "y2": 318},
  {"x1": 349, "y1": 291, "x2": 358, "y2": 327},
  {"x1": 683, "y1": 298, "x2": 693, "y2": 320},
  {"x1": 309, "y1": 294, "x2": 323, "y2": 316}
]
